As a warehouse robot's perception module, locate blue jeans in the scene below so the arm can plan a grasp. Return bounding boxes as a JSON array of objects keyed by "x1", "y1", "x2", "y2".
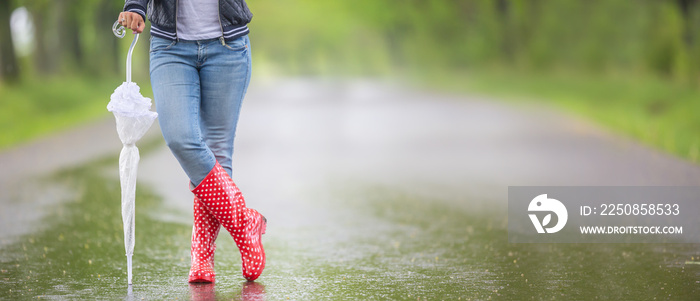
[{"x1": 149, "y1": 36, "x2": 252, "y2": 185}]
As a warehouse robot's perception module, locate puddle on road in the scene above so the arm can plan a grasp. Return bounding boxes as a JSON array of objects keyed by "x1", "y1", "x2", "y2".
[
  {"x1": 2, "y1": 162, "x2": 700, "y2": 300},
  {"x1": 325, "y1": 185, "x2": 700, "y2": 300},
  {"x1": 0, "y1": 158, "x2": 271, "y2": 300}
]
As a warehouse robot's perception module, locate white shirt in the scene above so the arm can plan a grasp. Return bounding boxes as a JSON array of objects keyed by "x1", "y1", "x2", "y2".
[{"x1": 176, "y1": 0, "x2": 221, "y2": 40}]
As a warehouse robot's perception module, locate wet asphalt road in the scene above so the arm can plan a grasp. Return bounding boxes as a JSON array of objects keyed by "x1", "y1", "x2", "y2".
[{"x1": 2, "y1": 78, "x2": 700, "y2": 300}]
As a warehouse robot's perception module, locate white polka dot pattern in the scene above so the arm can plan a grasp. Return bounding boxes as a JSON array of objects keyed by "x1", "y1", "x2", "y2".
[
  {"x1": 191, "y1": 162, "x2": 267, "y2": 281},
  {"x1": 188, "y1": 195, "x2": 221, "y2": 283}
]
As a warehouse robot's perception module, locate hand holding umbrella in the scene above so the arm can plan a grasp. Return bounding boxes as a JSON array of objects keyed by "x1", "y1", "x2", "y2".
[{"x1": 109, "y1": 20, "x2": 158, "y2": 285}]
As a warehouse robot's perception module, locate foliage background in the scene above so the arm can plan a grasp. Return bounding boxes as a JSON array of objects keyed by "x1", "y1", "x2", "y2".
[{"x1": 1, "y1": 0, "x2": 699, "y2": 160}]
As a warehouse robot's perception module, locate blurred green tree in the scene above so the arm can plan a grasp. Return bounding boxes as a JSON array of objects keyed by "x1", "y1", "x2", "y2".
[{"x1": 0, "y1": 0, "x2": 19, "y2": 82}]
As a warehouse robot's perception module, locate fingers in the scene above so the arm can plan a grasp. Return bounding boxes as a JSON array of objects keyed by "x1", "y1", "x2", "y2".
[
  {"x1": 119, "y1": 12, "x2": 129, "y2": 27},
  {"x1": 137, "y1": 21, "x2": 146, "y2": 34},
  {"x1": 129, "y1": 16, "x2": 140, "y2": 33},
  {"x1": 118, "y1": 12, "x2": 125, "y2": 26},
  {"x1": 117, "y1": 12, "x2": 145, "y2": 34}
]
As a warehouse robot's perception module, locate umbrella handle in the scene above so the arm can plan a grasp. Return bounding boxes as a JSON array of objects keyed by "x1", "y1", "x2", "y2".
[
  {"x1": 126, "y1": 34, "x2": 139, "y2": 83},
  {"x1": 112, "y1": 20, "x2": 140, "y2": 83},
  {"x1": 112, "y1": 20, "x2": 126, "y2": 38}
]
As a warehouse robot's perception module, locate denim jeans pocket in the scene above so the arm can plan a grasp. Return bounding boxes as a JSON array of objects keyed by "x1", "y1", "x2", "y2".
[
  {"x1": 150, "y1": 36, "x2": 176, "y2": 53},
  {"x1": 223, "y1": 36, "x2": 248, "y2": 52}
]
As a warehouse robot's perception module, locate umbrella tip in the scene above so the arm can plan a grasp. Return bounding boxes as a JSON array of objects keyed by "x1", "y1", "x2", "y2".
[{"x1": 127, "y1": 254, "x2": 133, "y2": 285}]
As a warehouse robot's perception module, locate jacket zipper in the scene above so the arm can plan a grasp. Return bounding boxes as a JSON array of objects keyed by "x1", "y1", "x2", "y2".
[
  {"x1": 217, "y1": 0, "x2": 225, "y2": 45},
  {"x1": 175, "y1": 0, "x2": 179, "y2": 40}
]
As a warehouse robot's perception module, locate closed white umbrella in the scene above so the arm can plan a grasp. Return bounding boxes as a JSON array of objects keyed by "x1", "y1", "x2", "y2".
[{"x1": 109, "y1": 22, "x2": 157, "y2": 285}]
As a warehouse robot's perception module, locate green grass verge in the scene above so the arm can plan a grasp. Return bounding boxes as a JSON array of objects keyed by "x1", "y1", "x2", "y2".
[
  {"x1": 0, "y1": 76, "x2": 152, "y2": 150},
  {"x1": 415, "y1": 68, "x2": 700, "y2": 164}
]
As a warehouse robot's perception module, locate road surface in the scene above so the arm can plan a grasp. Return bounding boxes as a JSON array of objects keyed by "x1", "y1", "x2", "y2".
[{"x1": 1, "y1": 78, "x2": 700, "y2": 300}]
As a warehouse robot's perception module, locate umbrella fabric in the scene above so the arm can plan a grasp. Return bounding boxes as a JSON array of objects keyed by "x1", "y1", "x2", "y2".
[{"x1": 108, "y1": 79, "x2": 157, "y2": 285}]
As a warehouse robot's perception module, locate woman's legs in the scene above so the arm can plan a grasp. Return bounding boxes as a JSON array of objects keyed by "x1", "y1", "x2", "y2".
[
  {"x1": 150, "y1": 37, "x2": 216, "y2": 186},
  {"x1": 150, "y1": 36, "x2": 264, "y2": 282},
  {"x1": 192, "y1": 36, "x2": 264, "y2": 281},
  {"x1": 150, "y1": 36, "x2": 251, "y2": 183},
  {"x1": 199, "y1": 35, "x2": 252, "y2": 177}
]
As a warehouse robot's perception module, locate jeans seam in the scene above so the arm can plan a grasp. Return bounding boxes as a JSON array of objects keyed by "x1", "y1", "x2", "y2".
[{"x1": 236, "y1": 38, "x2": 251, "y2": 123}]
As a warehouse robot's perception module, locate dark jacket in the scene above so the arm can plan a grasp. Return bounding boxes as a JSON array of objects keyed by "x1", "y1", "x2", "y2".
[{"x1": 124, "y1": 0, "x2": 253, "y2": 41}]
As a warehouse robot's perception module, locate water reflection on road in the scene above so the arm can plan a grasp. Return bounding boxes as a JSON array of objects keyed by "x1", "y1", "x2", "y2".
[{"x1": 2, "y1": 79, "x2": 700, "y2": 300}]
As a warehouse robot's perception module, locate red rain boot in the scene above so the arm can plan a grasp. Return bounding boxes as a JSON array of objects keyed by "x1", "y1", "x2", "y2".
[
  {"x1": 189, "y1": 196, "x2": 221, "y2": 283},
  {"x1": 191, "y1": 162, "x2": 267, "y2": 281}
]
